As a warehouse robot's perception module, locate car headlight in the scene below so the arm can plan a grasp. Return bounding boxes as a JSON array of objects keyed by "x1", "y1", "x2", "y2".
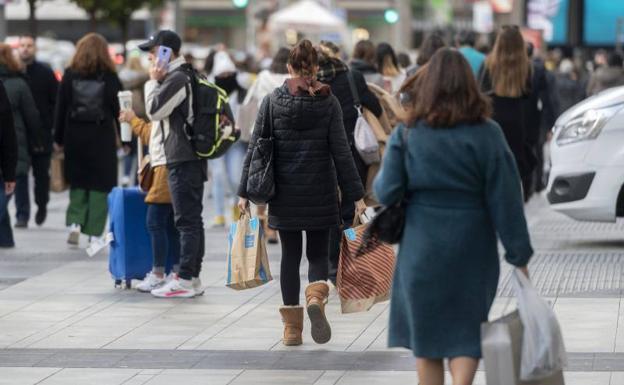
[{"x1": 556, "y1": 104, "x2": 621, "y2": 145}]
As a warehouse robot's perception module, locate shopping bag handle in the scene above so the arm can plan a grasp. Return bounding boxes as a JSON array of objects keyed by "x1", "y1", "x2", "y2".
[{"x1": 238, "y1": 206, "x2": 253, "y2": 220}]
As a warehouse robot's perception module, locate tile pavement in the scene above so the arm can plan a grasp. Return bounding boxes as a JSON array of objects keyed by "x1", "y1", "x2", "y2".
[{"x1": 0, "y1": 192, "x2": 623, "y2": 383}]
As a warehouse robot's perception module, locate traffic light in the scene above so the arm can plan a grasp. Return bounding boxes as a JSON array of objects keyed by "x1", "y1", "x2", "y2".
[
  {"x1": 384, "y1": 8, "x2": 399, "y2": 24},
  {"x1": 232, "y1": 0, "x2": 248, "y2": 8}
]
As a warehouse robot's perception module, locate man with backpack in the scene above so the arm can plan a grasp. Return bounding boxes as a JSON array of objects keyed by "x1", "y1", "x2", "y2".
[{"x1": 139, "y1": 31, "x2": 206, "y2": 298}]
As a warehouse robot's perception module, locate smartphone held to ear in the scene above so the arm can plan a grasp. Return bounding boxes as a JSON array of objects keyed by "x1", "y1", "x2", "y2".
[{"x1": 156, "y1": 46, "x2": 172, "y2": 70}]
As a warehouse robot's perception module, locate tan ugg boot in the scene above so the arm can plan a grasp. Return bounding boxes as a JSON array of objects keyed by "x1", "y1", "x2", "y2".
[
  {"x1": 305, "y1": 281, "x2": 331, "y2": 344},
  {"x1": 279, "y1": 306, "x2": 304, "y2": 346}
]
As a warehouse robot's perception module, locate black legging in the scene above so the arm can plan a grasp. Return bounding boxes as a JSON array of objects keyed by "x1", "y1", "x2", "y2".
[{"x1": 279, "y1": 229, "x2": 330, "y2": 306}]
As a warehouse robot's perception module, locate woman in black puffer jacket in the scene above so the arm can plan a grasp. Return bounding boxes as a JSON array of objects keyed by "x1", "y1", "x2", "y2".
[{"x1": 238, "y1": 40, "x2": 365, "y2": 347}]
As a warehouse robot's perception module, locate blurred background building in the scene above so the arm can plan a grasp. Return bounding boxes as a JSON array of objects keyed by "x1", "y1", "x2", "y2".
[{"x1": 1, "y1": 0, "x2": 623, "y2": 55}]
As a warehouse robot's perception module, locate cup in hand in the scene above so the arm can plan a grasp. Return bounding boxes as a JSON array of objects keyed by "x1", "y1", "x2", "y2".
[{"x1": 117, "y1": 91, "x2": 133, "y2": 142}]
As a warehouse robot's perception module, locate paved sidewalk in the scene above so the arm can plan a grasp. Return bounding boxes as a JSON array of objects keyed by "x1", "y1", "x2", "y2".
[{"x1": 1, "y1": 190, "x2": 624, "y2": 384}]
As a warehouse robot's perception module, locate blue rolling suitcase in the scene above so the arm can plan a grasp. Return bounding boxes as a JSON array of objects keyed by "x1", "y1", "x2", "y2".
[{"x1": 108, "y1": 187, "x2": 153, "y2": 289}]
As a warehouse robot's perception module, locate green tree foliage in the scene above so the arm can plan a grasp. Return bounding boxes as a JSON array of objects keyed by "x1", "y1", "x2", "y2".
[{"x1": 71, "y1": 0, "x2": 163, "y2": 44}]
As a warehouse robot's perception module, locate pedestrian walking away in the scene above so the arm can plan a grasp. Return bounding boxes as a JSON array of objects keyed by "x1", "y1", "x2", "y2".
[
  {"x1": 479, "y1": 25, "x2": 536, "y2": 201},
  {"x1": 238, "y1": 40, "x2": 366, "y2": 347},
  {"x1": 140, "y1": 30, "x2": 207, "y2": 299},
  {"x1": 406, "y1": 32, "x2": 446, "y2": 78},
  {"x1": 53, "y1": 33, "x2": 122, "y2": 248},
  {"x1": 316, "y1": 41, "x2": 382, "y2": 286},
  {"x1": 0, "y1": 44, "x2": 44, "y2": 230},
  {"x1": 349, "y1": 40, "x2": 384, "y2": 87},
  {"x1": 18, "y1": 34, "x2": 59, "y2": 226},
  {"x1": 456, "y1": 30, "x2": 485, "y2": 77},
  {"x1": 0, "y1": 80, "x2": 17, "y2": 248},
  {"x1": 374, "y1": 48, "x2": 533, "y2": 385},
  {"x1": 376, "y1": 42, "x2": 406, "y2": 94}
]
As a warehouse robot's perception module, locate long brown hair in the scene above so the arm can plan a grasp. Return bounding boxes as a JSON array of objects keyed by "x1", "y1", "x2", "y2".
[
  {"x1": 0, "y1": 44, "x2": 22, "y2": 72},
  {"x1": 405, "y1": 48, "x2": 491, "y2": 128},
  {"x1": 69, "y1": 33, "x2": 116, "y2": 76},
  {"x1": 485, "y1": 25, "x2": 530, "y2": 97}
]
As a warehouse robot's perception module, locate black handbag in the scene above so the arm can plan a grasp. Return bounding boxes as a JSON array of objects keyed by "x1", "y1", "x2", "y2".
[
  {"x1": 246, "y1": 98, "x2": 275, "y2": 204},
  {"x1": 360, "y1": 127, "x2": 409, "y2": 249}
]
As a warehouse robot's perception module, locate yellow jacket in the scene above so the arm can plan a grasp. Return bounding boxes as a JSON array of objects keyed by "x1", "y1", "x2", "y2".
[{"x1": 130, "y1": 117, "x2": 171, "y2": 204}]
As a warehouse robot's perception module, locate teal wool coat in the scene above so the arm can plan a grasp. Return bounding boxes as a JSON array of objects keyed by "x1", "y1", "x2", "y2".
[{"x1": 374, "y1": 120, "x2": 533, "y2": 358}]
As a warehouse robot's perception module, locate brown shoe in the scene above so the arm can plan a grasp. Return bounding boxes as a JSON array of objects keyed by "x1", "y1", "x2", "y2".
[
  {"x1": 279, "y1": 306, "x2": 303, "y2": 346},
  {"x1": 305, "y1": 281, "x2": 331, "y2": 344}
]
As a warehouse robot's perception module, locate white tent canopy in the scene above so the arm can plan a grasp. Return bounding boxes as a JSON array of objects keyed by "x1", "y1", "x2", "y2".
[{"x1": 268, "y1": 0, "x2": 348, "y2": 35}]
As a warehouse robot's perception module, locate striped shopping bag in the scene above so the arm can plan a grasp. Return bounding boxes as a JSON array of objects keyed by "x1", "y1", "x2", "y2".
[{"x1": 336, "y1": 216, "x2": 396, "y2": 314}]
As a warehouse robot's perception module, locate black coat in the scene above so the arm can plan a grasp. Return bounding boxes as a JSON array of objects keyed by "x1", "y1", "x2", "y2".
[
  {"x1": 239, "y1": 84, "x2": 365, "y2": 231},
  {"x1": 525, "y1": 60, "x2": 559, "y2": 146},
  {"x1": 53, "y1": 69, "x2": 122, "y2": 192},
  {"x1": 479, "y1": 69, "x2": 535, "y2": 179},
  {"x1": 25, "y1": 61, "x2": 58, "y2": 153},
  {"x1": 322, "y1": 69, "x2": 382, "y2": 145},
  {"x1": 0, "y1": 81, "x2": 17, "y2": 182}
]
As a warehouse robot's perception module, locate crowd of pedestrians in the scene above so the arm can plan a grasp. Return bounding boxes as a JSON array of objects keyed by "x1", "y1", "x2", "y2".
[{"x1": 1, "y1": 25, "x2": 624, "y2": 385}]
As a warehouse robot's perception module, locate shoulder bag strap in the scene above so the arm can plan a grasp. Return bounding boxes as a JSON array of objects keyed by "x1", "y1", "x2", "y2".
[
  {"x1": 346, "y1": 71, "x2": 361, "y2": 109},
  {"x1": 260, "y1": 95, "x2": 273, "y2": 140}
]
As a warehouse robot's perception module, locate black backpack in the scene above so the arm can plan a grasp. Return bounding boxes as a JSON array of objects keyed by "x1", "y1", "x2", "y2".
[
  {"x1": 70, "y1": 76, "x2": 106, "y2": 123},
  {"x1": 178, "y1": 64, "x2": 239, "y2": 159}
]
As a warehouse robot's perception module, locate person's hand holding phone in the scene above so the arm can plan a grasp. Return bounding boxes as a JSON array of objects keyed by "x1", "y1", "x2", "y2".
[{"x1": 150, "y1": 46, "x2": 172, "y2": 81}]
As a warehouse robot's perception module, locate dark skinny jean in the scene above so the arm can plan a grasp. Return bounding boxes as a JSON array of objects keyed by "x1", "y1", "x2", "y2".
[
  {"x1": 279, "y1": 229, "x2": 330, "y2": 306},
  {"x1": 146, "y1": 203, "x2": 180, "y2": 274},
  {"x1": 167, "y1": 160, "x2": 206, "y2": 281}
]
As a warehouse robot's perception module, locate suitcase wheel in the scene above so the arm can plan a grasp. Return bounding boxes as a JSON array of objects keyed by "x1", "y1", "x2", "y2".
[
  {"x1": 114, "y1": 279, "x2": 122, "y2": 289},
  {"x1": 125, "y1": 279, "x2": 132, "y2": 290}
]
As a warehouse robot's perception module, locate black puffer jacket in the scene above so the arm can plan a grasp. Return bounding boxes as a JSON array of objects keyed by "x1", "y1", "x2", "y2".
[{"x1": 239, "y1": 84, "x2": 365, "y2": 230}]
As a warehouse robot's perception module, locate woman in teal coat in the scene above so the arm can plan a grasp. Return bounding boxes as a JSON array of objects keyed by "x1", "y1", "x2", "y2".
[{"x1": 374, "y1": 49, "x2": 533, "y2": 385}]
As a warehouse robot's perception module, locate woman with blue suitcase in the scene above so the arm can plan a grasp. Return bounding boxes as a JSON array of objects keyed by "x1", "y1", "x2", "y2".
[{"x1": 118, "y1": 109, "x2": 186, "y2": 294}]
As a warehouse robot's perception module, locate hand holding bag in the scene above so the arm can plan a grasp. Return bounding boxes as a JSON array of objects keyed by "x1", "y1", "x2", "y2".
[
  {"x1": 361, "y1": 126, "x2": 408, "y2": 246},
  {"x1": 337, "y1": 213, "x2": 395, "y2": 313},
  {"x1": 481, "y1": 270, "x2": 566, "y2": 385},
  {"x1": 246, "y1": 98, "x2": 275, "y2": 204},
  {"x1": 226, "y1": 210, "x2": 273, "y2": 290}
]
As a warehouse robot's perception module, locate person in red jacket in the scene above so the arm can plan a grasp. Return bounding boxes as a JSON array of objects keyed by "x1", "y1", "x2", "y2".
[{"x1": 0, "y1": 80, "x2": 17, "y2": 247}]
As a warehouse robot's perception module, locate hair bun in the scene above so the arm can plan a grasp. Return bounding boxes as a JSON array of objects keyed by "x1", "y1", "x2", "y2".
[{"x1": 288, "y1": 39, "x2": 319, "y2": 78}]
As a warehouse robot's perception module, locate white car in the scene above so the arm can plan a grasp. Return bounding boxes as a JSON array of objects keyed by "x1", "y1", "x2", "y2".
[{"x1": 547, "y1": 86, "x2": 624, "y2": 222}]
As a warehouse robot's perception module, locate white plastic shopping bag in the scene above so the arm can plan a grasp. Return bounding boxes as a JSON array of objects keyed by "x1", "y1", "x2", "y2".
[{"x1": 512, "y1": 269, "x2": 567, "y2": 381}]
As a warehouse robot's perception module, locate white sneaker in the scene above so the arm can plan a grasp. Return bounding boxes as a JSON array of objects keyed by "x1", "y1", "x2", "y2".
[
  {"x1": 192, "y1": 278, "x2": 205, "y2": 296},
  {"x1": 151, "y1": 278, "x2": 195, "y2": 298},
  {"x1": 165, "y1": 272, "x2": 177, "y2": 283},
  {"x1": 67, "y1": 224, "x2": 80, "y2": 245},
  {"x1": 136, "y1": 272, "x2": 166, "y2": 293}
]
